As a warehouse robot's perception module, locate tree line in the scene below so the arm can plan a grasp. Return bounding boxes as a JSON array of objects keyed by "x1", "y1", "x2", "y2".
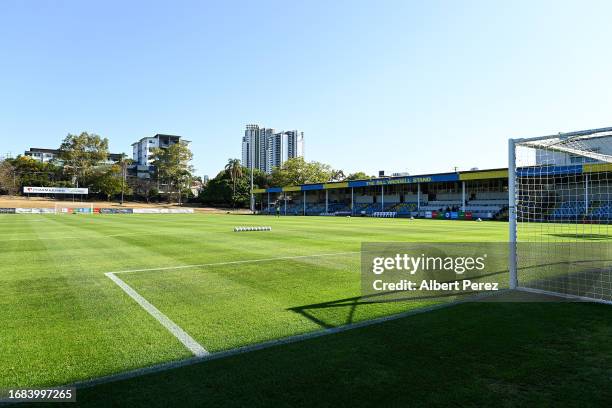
[
  {"x1": 200, "y1": 157, "x2": 371, "y2": 208},
  {"x1": 0, "y1": 132, "x2": 195, "y2": 203},
  {"x1": 0, "y1": 132, "x2": 371, "y2": 207}
]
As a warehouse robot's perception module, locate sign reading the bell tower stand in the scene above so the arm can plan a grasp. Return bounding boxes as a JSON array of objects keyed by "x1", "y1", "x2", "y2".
[{"x1": 23, "y1": 186, "x2": 89, "y2": 195}]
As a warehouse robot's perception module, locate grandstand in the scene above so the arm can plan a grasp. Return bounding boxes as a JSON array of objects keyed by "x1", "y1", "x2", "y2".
[
  {"x1": 254, "y1": 165, "x2": 612, "y2": 223},
  {"x1": 254, "y1": 168, "x2": 510, "y2": 220}
]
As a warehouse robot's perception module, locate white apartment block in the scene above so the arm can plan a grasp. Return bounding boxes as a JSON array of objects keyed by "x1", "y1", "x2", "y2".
[
  {"x1": 24, "y1": 148, "x2": 57, "y2": 163},
  {"x1": 24, "y1": 148, "x2": 124, "y2": 164},
  {"x1": 132, "y1": 134, "x2": 190, "y2": 165},
  {"x1": 131, "y1": 134, "x2": 190, "y2": 178}
]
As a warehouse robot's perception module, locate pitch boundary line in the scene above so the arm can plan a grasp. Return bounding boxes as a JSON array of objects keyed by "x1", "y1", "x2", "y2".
[
  {"x1": 66, "y1": 290, "x2": 504, "y2": 392},
  {"x1": 2, "y1": 296, "x2": 481, "y2": 406},
  {"x1": 103, "y1": 251, "x2": 360, "y2": 356},
  {"x1": 108, "y1": 251, "x2": 360, "y2": 274},
  {"x1": 97, "y1": 249, "x2": 501, "y2": 395},
  {"x1": 104, "y1": 272, "x2": 209, "y2": 357}
]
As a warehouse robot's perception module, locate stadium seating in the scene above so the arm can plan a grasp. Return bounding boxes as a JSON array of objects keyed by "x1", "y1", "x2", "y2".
[
  {"x1": 389, "y1": 202, "x2": 417, "y2": 216},
  {"x1": 419, "y1": 201, "x2": 462, "y2": 212},
  {"x1": 464, "y1": 200, "x2": 506, "y2": 213},
  {"x1": 587, "y1": 203, "x2": 612, "y2": 220},
  {"x1": 550, "y1": 201, "x2": 587, "y2": 219},
  {"x1": 351, "y1": 203, "x2": 368, "y2": 213},
  {"x1": 383, "y1": 202, "x2": 398, "y2": 211},
  {"x1": 283, "y1": 204, "x2": 302, "y2": 215},
  {"x1": 306, "y1": 204, "x2": 325, "y2": 215},
  {"x1": 542, "y1": 199, "x2": 612, "y2": 222},
  {"x1": 264, "y1": 196, "x2": 510, "y2": 219},
  {"x1": 363, "y1": 203, "x2": 382, "y2": 215},
  {"x1": 585, "y1": 202, "x2": 612, "y2": 221},
  {"x1": 328, "y1": 203, "x2": 350, "y2": 213},
  {"x1": 302, "y1": 203, "x2": 351, "y2": 215},
  {"x1": 351, "y1": 203, "x2": 379, "y2": 215}
]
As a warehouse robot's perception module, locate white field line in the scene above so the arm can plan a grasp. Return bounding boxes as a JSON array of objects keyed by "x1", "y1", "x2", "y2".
[
  {"x1": 108, "y1": 251, "x2": 361, "y2": 274},
  {"x1": 101, "y1": 251, "x2": 359, "y2": 358},
  {"x1": 58, "y1": 290, "x2": 505, "y2": 393},
  {"x1": 0, "y1": 301, "x2": 457, "y2": 408},
  {"x1": 104, "y1": 272, "x2": 209, "y2": 357}
]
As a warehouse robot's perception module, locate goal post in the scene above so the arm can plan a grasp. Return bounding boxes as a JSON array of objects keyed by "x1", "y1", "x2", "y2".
[
  {"x1": 508, "y1": 138, "x2": 518, "y2": 290},
  {"x1": 509, "y1": 127, "x2": 612, "y2": 304}
]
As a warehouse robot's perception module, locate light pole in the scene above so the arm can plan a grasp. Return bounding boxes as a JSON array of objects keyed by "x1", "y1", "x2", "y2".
[
  {"x1": 250, "y1": 139, "x2": 254, "y2": 213},
  {"x1": 120, "y1": 161, "x2": 126, "y2": 206}
]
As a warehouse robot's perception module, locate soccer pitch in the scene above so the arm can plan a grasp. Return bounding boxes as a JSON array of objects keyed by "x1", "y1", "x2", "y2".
[
  {"x1": 0, "y1": 214, "x2": 509, "y2": 388},
  {"x1": 0, "y1": 214, "x2": 612, "y2": 407}
]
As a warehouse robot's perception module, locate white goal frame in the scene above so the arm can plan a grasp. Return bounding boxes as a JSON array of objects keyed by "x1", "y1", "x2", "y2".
[{"x1": 509, "y1": 127, "x2": 612, "y2": 305}]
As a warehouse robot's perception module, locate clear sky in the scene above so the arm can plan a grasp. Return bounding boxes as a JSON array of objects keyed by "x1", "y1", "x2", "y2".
[{"x1": 1, "y1": 0, "x2": 612, "y2": 178}]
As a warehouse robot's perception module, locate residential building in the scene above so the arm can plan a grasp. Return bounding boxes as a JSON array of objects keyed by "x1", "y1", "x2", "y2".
[
  {"x1": 242, "y1": 125, "x2": 304, "y2": 173},
  {"x1": 242, "y1": 125, "x2": 273, "y2": 171},
  {"x1": 24, "y1": 147, "x2": 124, "y2": 164},
  {"x1": 131, "y1": 134, "x2": 191, "y2": 179}
]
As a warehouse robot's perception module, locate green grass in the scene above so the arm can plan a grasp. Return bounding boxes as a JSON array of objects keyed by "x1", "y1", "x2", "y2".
[
  {"x1": 120, "y1": 255, "x2": 440, "y2": 352},
  {"x1": 1, "y1": 214, "x2": 610, "y2": 407},
  {"x1": 0, "y1": 215, "x2": 505, "y2": 388},
  {"x1": 50, "y1": 301, "x2": 612, "y2": 408}
]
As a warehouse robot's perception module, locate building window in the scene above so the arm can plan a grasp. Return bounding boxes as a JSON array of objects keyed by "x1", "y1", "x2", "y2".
[{"x1": 569, "y1": 155, "x2": 597, "y2": 164}]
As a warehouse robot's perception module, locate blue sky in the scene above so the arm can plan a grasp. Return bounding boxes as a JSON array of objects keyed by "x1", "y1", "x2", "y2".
[{"x1": 1, "y1": 0, "x2": 612, "y2": 178}]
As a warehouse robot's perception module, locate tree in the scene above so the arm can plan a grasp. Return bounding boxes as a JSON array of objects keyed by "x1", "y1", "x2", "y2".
[
  {"x1": 0, "y1": 160, "x2": 18, "y2": 195},
  {"x1": 150, "y1": 142, "x2": 194, "y2": 204},
  {"x1": 129, "y1": 177, "x2": 159, "y2": 203},
  {"x1": 346, "y1": 172, "x2": 371, "y2": 181},
  {"x1": 270, "y1": 157, "x2": 332, "y2": 187},
  {"x1": 199, "y1": 171, "x2": 236, "y2": 207},
  {"x1": 199, "y1": 166, "x2": 269, "y2": 208},
  {"x1": 250, "y1": 167, "x2": 271, "y2": 190},
  {"x1": 58, "y1": 132, "x2": 110, "y2": 187},
  {"x1": 5, "y1": 156, "x2": 67, "y2": 191},
  {"x1": 329, "y1": 169, "x2": 346, "y2": 182},
  {"x1": 90, "y1": 165, "x2": 129, "y2": 201},
  {"x1": 224, "y1": 158, "x2": 243, "y2": 207},
  {"x1": 117, "y1": 155, "x2": 133, "y2": 205}
]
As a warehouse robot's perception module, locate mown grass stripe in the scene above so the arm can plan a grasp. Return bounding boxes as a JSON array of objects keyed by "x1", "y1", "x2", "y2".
[
  {"x1": 108, "y1": 251, "x2": 360, "y2": 274},
  {"x1": 104, "y1": 272, "x2": 209, "y2": 357}
]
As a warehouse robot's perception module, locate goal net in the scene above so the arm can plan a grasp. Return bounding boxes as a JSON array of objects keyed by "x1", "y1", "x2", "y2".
[
  {"x1": 54, "y1": 202, "x2": 94, "y2": 214},
  {"x1": 509, "y1": 127, "x2": 612, "y2": 303}
]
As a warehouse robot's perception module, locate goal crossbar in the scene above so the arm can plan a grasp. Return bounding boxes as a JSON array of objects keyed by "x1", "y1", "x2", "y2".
[{"x1": 513, "y1": 126, "x2": 612, "y2": 143}]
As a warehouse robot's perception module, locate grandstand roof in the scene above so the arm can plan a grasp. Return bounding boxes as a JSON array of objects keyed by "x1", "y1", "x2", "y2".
[{"x1": 253, "y1": 168, "x2": 509, "y2": 194}]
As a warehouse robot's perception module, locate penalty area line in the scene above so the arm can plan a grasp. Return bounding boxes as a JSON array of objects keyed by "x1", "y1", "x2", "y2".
[
  {"x1": 64, "y1": 290, "x2": 504, "y2": 392},
  {"x1": 107, "y1": 251, "x2": 360, "y2": 274},
  {"x1": 104, "y1": 272, "x2": 209, "y2": 357}
]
